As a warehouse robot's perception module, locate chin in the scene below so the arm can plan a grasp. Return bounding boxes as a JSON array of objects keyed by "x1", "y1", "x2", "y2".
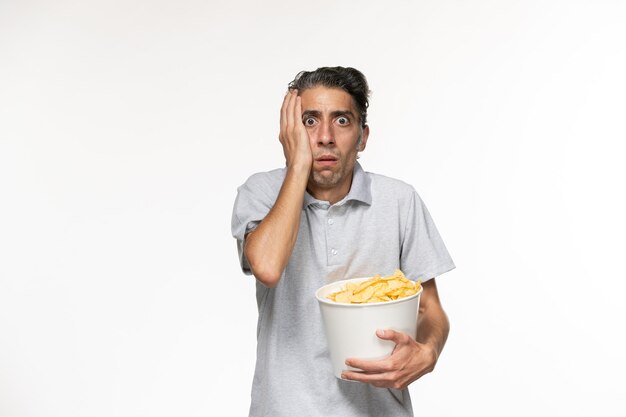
[{"x1": 312, "y1": 171, "x2": 342, "y2": 187}]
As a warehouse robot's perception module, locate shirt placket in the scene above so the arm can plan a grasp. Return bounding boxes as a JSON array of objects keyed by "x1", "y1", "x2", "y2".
[{"x1": 326, "y1": 204, "x2": 342, "y2": 266}]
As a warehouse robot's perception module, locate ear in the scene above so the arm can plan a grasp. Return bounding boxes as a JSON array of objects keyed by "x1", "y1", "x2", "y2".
[{"x1": 358, "y1": 125, "x2": 370, "y2": 152}]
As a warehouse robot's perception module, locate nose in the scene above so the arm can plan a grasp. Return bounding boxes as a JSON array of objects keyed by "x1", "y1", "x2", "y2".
[{"x1": 317, "y1": 120, "x2": 335, "y2": 146}]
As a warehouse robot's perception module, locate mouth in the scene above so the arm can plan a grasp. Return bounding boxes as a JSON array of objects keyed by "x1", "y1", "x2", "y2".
[{"x1": 315, "y1": 155, "x2": 339, "y2": 167}]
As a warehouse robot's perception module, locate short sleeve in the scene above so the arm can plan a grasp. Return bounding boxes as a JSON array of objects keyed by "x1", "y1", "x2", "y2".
[
  {"x1": 400, "y1": 190, "x2": 455, "y2": 282},
  {"x1": 231, "y1": 173, "x2": 278, "y2": 275}
]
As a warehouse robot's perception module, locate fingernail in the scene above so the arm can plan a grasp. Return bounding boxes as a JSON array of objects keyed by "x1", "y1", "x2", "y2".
[{"x1": 377, "y1": 329, "x2": 385, "y2": 337}]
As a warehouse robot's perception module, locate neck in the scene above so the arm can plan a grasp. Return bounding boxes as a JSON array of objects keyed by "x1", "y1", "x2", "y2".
[{"x1": 307, "y1": 174, "x2": 353, "y2": 205}]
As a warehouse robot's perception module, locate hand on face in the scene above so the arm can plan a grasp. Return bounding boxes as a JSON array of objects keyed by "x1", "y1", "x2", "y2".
[{"x1": 279, "y1": 90, "x2": 313, "y2": 172}]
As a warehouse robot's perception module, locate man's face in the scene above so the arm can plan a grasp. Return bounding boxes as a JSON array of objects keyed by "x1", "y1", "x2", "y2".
[{"x1": 299, "y1": 86, "x2": 369, "y2": 197}]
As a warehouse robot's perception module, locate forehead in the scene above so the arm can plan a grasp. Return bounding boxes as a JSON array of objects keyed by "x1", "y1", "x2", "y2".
[{"x1": 299, "y1": 86, "x2": 356, "y2": 113}]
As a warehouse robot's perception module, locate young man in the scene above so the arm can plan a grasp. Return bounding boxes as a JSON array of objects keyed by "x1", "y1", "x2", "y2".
[{"x1": 231, "y1": 67, "x2": 455, "y2": 416}]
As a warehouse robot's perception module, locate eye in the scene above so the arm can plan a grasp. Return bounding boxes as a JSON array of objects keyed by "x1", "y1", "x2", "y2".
[
  {"x1": 336, "y1": 116, "x2": 350, "y2": 126},
  {"x1": 303, "y1": 117, "x2": 317, "y2": 126}
]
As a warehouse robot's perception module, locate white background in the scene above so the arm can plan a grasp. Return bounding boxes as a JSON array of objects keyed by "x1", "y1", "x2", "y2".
[{"x1": 1, "y1": 1, "x2": 625, "y2": 416}]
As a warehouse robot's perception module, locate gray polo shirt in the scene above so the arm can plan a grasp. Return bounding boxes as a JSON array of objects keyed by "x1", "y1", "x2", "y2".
[{"x1": 231, "y1": 162, "x2": 455, "y2": 417}]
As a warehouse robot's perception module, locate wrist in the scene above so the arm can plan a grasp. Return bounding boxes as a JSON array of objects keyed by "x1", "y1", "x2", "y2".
[
  {"x1": 287, "y1": 160, "x2": 311, "y2": 178},
  {"x1": 421, "y1": 340, "x2": 441, "y2": 363}
]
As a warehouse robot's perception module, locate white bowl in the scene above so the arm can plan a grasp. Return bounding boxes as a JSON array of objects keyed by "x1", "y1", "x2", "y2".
[{"x1": 315, "y1": 277, "x2": 423, "y2": 379}]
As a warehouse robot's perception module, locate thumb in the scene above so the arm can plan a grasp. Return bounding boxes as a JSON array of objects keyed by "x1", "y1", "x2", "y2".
[{"x1": 376, "y1": 329, "x2": 405, "y2": 344}]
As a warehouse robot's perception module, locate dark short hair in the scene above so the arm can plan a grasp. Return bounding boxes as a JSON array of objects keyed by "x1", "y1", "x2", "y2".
[{"x1": 288, "y1": 66, "x2": 370, "y2": 128}]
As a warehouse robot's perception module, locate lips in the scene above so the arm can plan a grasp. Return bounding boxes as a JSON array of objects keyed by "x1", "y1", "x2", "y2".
[
  {"x1": 316, "y1": 155, "x2": 337, "y2": 161},
  {"x1": 315, "y1": 155, "x2": 339, "y2": 167}
]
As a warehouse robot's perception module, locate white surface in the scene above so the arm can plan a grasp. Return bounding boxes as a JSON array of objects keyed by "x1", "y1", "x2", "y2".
[
  {"x1": 316, "y1": 277, "x2": 422, "y2": 378},
  {"x1": 1, "y1": 1, "x2": 625, "y2": 416}
]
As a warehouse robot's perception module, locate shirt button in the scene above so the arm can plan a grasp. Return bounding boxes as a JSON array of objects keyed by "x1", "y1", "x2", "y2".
[
  {"x1": 331, "y1": 249, "x2": 338, "y2": 256},
  {"x1": 328, "y1": 218, "x2": 334, "y2": 225}
]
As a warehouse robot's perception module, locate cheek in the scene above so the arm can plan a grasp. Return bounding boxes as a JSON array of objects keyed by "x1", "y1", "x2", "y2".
[
  {"x1": 306, "y1": 128, "x2": 318, "y2": 143},
  {"x1": 339, "y1": 133, "x2": 360, "y2": 152}
]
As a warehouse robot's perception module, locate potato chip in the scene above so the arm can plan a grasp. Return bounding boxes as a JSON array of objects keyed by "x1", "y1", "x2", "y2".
[{"x1": 326, "y1": 269, "x2": 421, "y2": 304}]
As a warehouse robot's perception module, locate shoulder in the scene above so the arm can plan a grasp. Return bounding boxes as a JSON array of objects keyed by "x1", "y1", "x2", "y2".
[
  {"x1": 366, "y1": 171, "x2": 417, "y2": 200},
  {"x1": 233, "y1": 168, "x2": 285, "y2": 217},
  {"x1": 361, "y1": 170, "x2": 427, "y2": 219},
  {"x1": 238, "y1": 167, "x2": 286, "y2": 191}
]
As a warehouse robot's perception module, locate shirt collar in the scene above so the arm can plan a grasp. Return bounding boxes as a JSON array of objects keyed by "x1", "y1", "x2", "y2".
[{"x1": 303, "y1": 162, "x2": 372, "y2": 208}]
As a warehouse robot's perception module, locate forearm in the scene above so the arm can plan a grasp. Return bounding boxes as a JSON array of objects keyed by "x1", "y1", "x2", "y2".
[
  {"x1": 244, "y1": 165, "x2": 309, "y2": 287},
  {"x1": 416, "y1": 279, "x2": 450, "y2": 358}
]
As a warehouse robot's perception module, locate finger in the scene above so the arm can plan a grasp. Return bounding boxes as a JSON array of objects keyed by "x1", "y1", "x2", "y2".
[
  {"x1": 345, "y1": 330, "x2": 412, "y2": 372},
  {"x1": 285, "y1": 89, "x2": 297, "y2": 134},
  {"x1": 280, "y1": 90, "x2": 292, "y2": 140},
  {"x1": 376, "y1": 328, "x2": 410, "y2": 345},
  {"x1": 293, "y1": 94, "x2": 303, "y2": 131},
  {"x1": 345, "y1": 356, "x2": 393, "y2": 373},
  {"x1": 341, "y1": 369, "x2": 393, "y2": 388}
]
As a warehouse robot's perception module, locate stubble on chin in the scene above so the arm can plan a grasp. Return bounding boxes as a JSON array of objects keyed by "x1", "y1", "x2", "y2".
[{"x1": 311, "y1": 169, "x2": 341, "y2": 187}]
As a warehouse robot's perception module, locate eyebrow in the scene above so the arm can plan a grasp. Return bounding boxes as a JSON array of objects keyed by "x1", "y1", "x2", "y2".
[{"x1": 302, "y1": 110, "x2": 356, "y2": 119}]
